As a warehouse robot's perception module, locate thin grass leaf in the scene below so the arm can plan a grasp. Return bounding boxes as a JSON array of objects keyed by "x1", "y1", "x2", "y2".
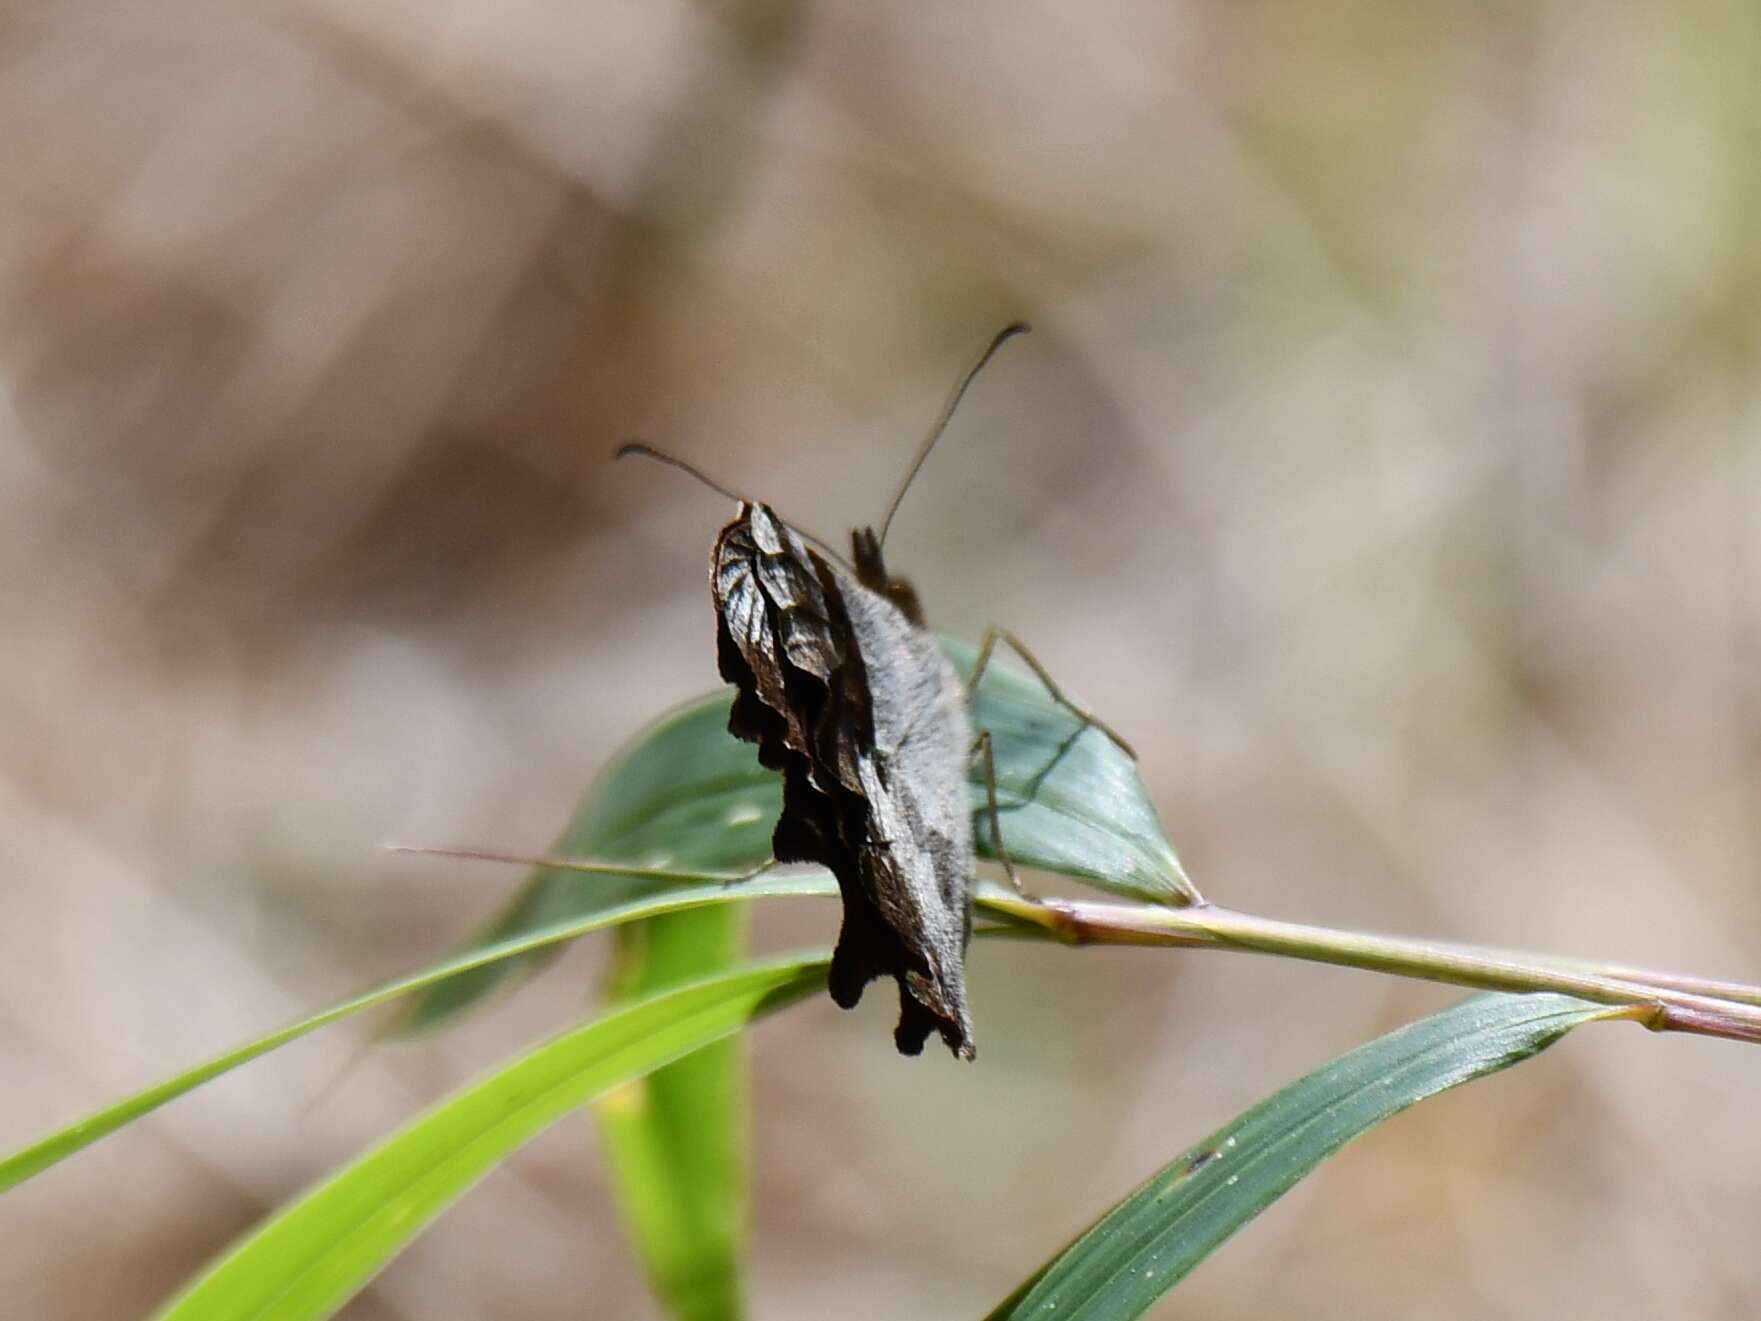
[
  {"x1": 986, "y1": 993, "x2": 1620, "y2": 1321},
  {"x1": 419, "y1": 694, "x2": 778, "y2": 1321},
  {"x1": 395, "y1": 696, "x2": 778, "y2": 1321},
  {"x1": 559, "y1": 700, "x2": 774, "y2": 1321},
  {"x1": 0, "y1": 875, "x2": 833, "y2": 1195},
  {"x1": 595, "y1": 908, "x2": 751, "y2": 1321},
  {"x1": 151, "y1": 953, "x2": 830, "y2": 1321}
]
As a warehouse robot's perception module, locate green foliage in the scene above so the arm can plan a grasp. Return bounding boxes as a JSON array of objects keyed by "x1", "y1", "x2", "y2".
[
  {"x1": 397, "y1": 694, "x2": 779, "y2": 1033},
  {"x1": 0, "y1": 874, "x2": 832, "y2": 1196},
  {"x1": 402, "y1": 641, "x2": 1190, "y2": 1036},
  {"x1": 446, "y1": 691, "x2": 774, "y2": 1321},
  {"x1": 388, "y1": 644, "x2": 1192, "y2": 1321},
  {"x1": 0, "y1": 651, "x2": 1666, "y2": 1321},
  {"x1": 946, "y1": 639, "x2": 1195, "y2": 905},
  {"x1": 986, "y1": 994, "x2": 1615, "y2": 1320},
  {"x1": 151, "y1": 956, "x2": 829, "y2": 1321},
  {"x1": 595, "y1": 915, "x2": 753, "y2": 1321}
]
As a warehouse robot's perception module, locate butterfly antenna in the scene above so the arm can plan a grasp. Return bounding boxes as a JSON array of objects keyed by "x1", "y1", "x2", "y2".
[
  {"x1": 616, "y1": 441, "x2": 753, "y2": 505},
  {"x1": 616, "y1": 441, "x2": 854, "y2": 569},
  {"x1": 877, "y1": 321, "x2": 1031, "y2": 549}
]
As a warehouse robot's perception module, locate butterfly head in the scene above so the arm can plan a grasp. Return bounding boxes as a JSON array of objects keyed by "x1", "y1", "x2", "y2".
[{"x1": 850, "y1": 525, "x2": 925, "y2": 626}]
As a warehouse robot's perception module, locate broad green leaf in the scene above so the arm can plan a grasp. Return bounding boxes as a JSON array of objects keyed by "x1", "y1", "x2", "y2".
[
  {"x1": 987, "y1": 993, "x2": 1618, "y2": 1321},
  {"x1": 0, "y1": 875, "x2": 832, "y2": 1195},
  {"x1": 948, "y1": 639, "x2": 1194, "y2": 905},
  {"x1": 151, "y1": 953, "x2": 830, "y2": 1321}
]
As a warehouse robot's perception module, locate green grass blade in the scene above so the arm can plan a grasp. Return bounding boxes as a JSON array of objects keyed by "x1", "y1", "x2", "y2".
[
  {"x1": 150, "y1": 953, "x2": 830, "y2": 1321},
  {"x1": 398, "y1": 694, "x2": 777, "y2": 1321},
  {"x1": 595, "y1": 909, "x2": 749, "y2": 1321},
  {"x1": 986, "y1": 993, "x2": 1619, "y2": 1321},
  {"x1": 551, "y1": 700, "x2": 771, "y2": 1321},
  {"x1": 0, "y1": 875, "x2": 833, "y2": 1195}
]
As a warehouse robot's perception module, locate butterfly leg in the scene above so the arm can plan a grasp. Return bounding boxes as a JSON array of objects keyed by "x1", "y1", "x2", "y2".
[
  {"x1": 971, "y1": 730, "x2": 1027, "y2": 896},
  {"x1": 387, "y1": 843, "x2": 777, "y2": 887},
  {"x1": 967, "y1": 627, "x2": 1136, "y2": 759},
  {"x1": 718, "y1": 856, "x2": 779, "y2": 888}
]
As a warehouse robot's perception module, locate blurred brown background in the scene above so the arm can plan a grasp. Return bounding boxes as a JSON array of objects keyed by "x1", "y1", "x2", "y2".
[{"x1": 4, "y1": 1, "x2": 1761, "y2": 1316}]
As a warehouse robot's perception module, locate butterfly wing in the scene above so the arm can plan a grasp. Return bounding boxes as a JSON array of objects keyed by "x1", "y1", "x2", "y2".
[
  {"x1": 836, "y1": 574, "x2": 976, "y2": 1058},
  {"x1": 712, "y1": 503, "x2": 977, "y2": 1059}
]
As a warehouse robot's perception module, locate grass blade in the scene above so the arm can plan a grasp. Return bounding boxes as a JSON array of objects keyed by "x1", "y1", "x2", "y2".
[
  {"x1": 595, "y1": 910, "x2": 749, "y2": 1321},
  {"x1": 151, "y1": 953, "x2": 830, "y2": 1321},
  {"x1": 0, "y1": 875, "x2": 833, "y2": 1194},
  {"x1": 986, "y1": 993, "x2": 1619, "y2": 1320},
  {"x1": 402, "y1": 694, "x2": 777, "y2": 1321}
]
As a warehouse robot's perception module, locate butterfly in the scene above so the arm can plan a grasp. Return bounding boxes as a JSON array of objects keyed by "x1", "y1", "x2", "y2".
[{"x1": 622, "y1": 323, "x2": 1134, "y2": 1058}]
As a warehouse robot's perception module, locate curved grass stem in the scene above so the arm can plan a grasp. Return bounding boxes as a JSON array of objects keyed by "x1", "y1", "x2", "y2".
[{"x1": 974, "y1": 886, "x2": 1761, "y2": 1045}]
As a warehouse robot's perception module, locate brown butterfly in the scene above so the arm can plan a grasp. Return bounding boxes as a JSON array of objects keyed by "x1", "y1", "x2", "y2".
[{"x1": 621, "y1": 324, "x2": 1133, "y2": 1059}]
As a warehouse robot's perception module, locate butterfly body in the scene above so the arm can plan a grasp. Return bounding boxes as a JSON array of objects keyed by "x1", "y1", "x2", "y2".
[{"x1": 713, "y1": 502, "x2": 977, "y2": 1059}]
